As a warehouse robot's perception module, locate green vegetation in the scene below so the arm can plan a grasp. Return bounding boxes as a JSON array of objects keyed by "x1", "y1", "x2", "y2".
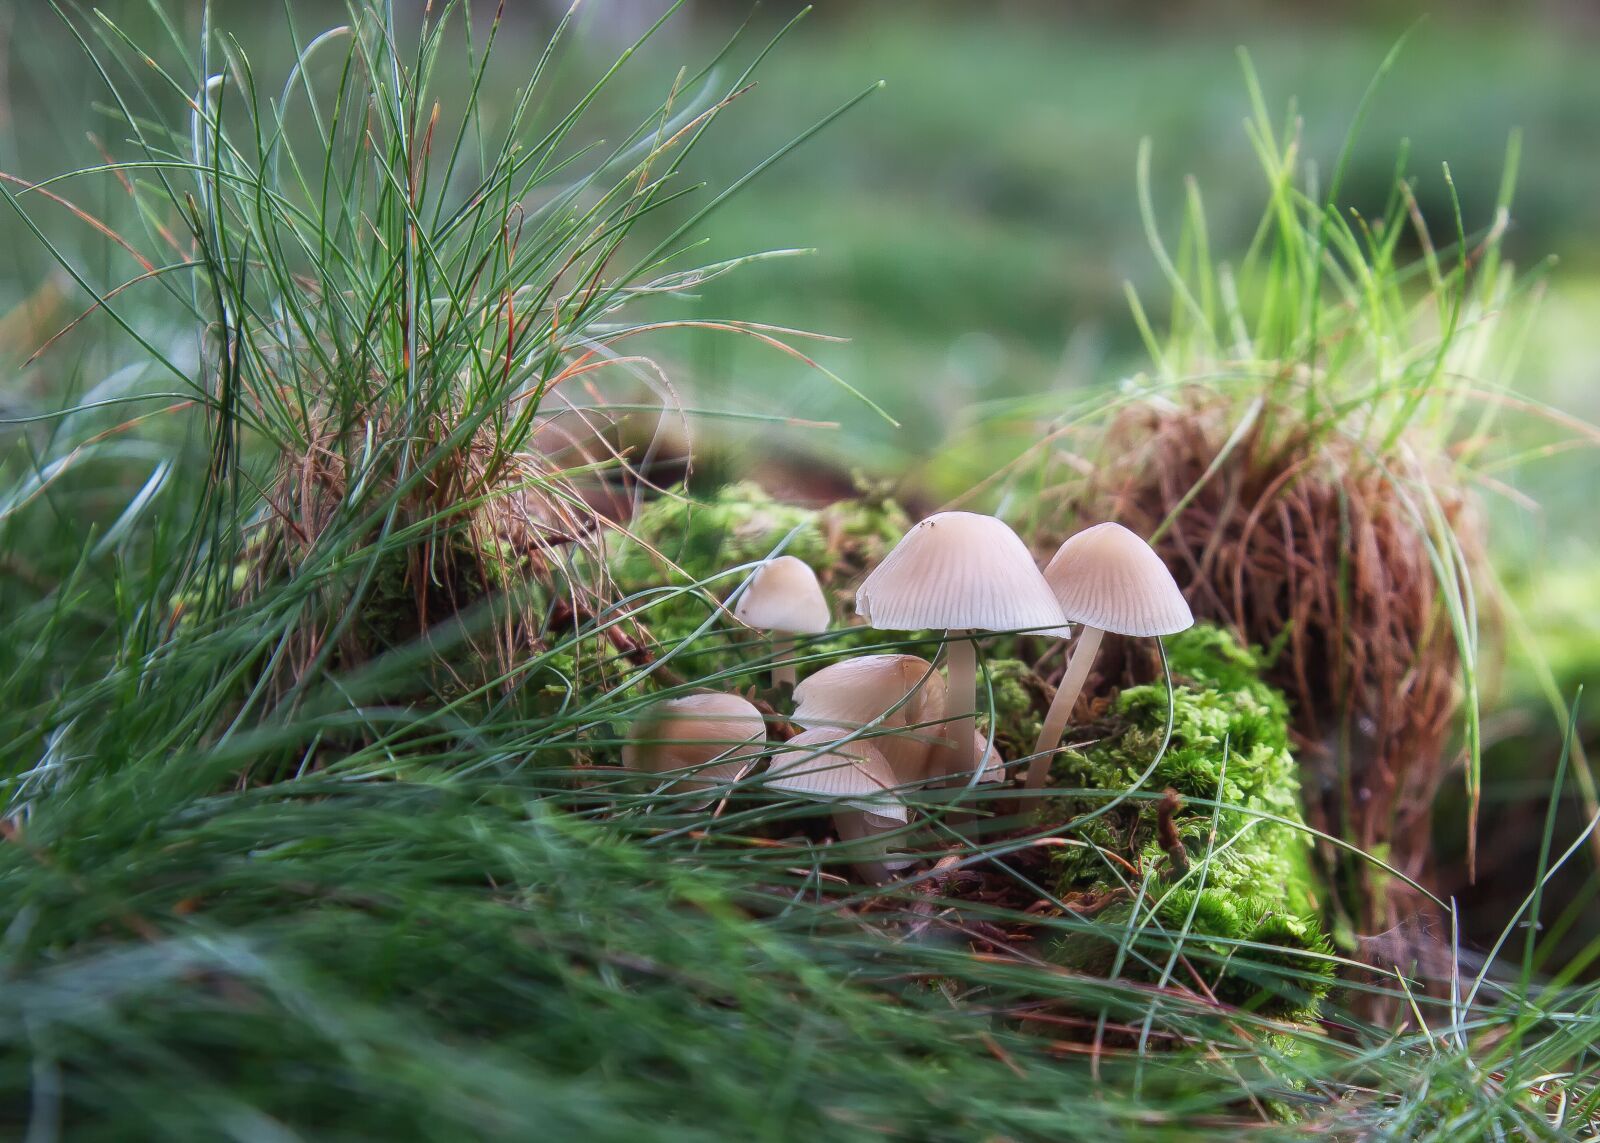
[
  {"x1": 0, "y1": 1, "x2": 1596, "y2": 1139},
  {"x1": 1047, "y1": 625, "x2": 1332, "y2": 1018},
  {"x1": 605, "y1": 479, "x2": 912, "y2": 678}
]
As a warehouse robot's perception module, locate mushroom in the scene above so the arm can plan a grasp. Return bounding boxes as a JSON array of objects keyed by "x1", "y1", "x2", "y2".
[
  {"x1": 621, "y1": 692, "x2": 767, "y2": 809},
  {"x1": 1024, "y1": 522, "x2": 1194, "y2": 789},
  {"x1": 733, "y1": 555, "x2": 830, "y2": 688},
  {"x1": 856, "y1": 512, "x2": 1068, "y2": 781},
  {"x1": 791, "y1": 653, "x2": 947, "y2": 784},
  {"x1": 765, "y1": 727, "x2": 909, "y2": 882}
]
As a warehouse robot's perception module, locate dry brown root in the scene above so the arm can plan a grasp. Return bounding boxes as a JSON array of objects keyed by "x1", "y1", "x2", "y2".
[{"x1": 1047, "y1": 391, "x2": 1485, "y2": 936}]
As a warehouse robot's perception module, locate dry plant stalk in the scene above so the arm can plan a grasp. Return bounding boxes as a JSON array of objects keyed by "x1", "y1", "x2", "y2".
[{"x1": 1156, "y1": 787, "x2": 1189, "y2": 879}]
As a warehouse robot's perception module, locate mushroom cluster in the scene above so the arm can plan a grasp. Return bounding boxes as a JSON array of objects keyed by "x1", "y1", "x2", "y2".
[{"x1": 620, "y1": 511, "x2": 1192, "y2": 882}]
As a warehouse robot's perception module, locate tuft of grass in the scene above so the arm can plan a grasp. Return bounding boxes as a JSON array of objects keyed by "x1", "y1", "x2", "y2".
[{"x1": 966, "y1": 50, "x2": 1598, "y2": 946}]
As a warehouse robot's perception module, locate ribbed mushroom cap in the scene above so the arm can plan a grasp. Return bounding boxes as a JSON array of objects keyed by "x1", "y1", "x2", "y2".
[
  {"x1": 855, "y1": 511, "x2": 1067, "y2": 633},
  {"x1": 793, "y1": 654, "x2": 947, "y2": 725},
  {"x1": 765, "y1": 728, "x2": 906, "y2": 823},
  {"x1": 792, "y1": 654, "x2": 947, "y2": 784},
  {"x1": 733, "y1": 555, "x2": 830, "y2": 634},
  {"x1": 1042, "y1": 522, "x2": 1194, "y2": 637},
  {"x1": 621, "y1": 692, "x2": 767, "y2": 807}
]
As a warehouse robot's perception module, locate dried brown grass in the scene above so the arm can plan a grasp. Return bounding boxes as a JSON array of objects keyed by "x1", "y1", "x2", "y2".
[
  {"x1": 1051, "y1": 389, "x2": 1484, "y2": 931},
  {"x1": 243, "y1": 401, "x2": 620, "y2": 697}
]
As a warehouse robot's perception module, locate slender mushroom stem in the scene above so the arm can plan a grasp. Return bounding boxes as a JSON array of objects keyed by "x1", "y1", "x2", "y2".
[
  {"x1": 943, "y1": 630, "x2": 977, "y2": 777},
  {"x1": 1026, "y1": 625, "x2": 1105, "y2": 789},
  {"x1": 771, "y1": 635, "x2": 796, "y2": 689},
  {"x1": 834, "y1": 810, "x2": 907, "y2": 884}
]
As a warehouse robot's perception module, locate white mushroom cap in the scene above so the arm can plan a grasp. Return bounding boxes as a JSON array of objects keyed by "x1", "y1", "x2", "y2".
[
  {"x1": 621, "y1": 692, "x2": 767, "y2": 808},
  {"x1": 764, "y1": 728, "x2": 906, "y2": 823},
  {"x1": 733, "y1": 555, "x2": 830, "y2": 634},
  {"x1": 1042, "y1": 522, "x2": 1194, "y2": 637},
  {"x1": 855, "y1": 511, "x2": 1067, "y2": 633},
  {"x1": 791, "y1": 654, "x2": 947, "y2": 783}
]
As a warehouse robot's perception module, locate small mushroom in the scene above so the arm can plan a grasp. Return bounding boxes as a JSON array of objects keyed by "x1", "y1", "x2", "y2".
[
  {"x1": 792, "y1": 653, "x2": 947, "y2": 784},
  {"x1": 733, "y1": 555, "x2": 830, "y2": 688},
  {"x1": 1025, "y1": 522, "x2": 1194, "y2": 789},
  {"x1": 621, "y1": 692, "x2": 767, "y2": 809},
  {"x1": 856, "y1": 512, "x2": 1067, "y2": 781},
  {"x1": 765, "y1": 727, "x2": 908, "y2": 882}
]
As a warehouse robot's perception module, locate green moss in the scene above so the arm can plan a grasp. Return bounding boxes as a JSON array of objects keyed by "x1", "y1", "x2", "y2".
[
  {"x1": 1160, "y1": 621, "x2": 1280, "y2": 694},
  {"x1": 609, "y1": 481, "x2": 834, "y2": 587},
  {"x1": 1045, "y1": 624, "x2": 1333, "y2": 1018}
]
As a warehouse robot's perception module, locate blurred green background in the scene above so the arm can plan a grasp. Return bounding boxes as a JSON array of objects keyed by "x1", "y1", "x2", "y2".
[
  {"x1": 10, "y1": 2, "x2": 1598, "y2": 515},
  {"x1": 6, "y1": 2, "x2": 1599, "y2": 469},
  {"x1": 0, "y1": 0, "x2": 1595, "y2": 946}
]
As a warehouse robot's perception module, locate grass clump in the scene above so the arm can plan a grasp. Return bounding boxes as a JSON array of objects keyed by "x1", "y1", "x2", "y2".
[
  {"x1": 1072, "y1": 393, "x2": 1478, "y2": 934},
  {"x1": 995, "y1": 61, "x2": 1548, "y2": 935},
  {"x1": 8, "y1": 0, "x2": 882, "y2": 718}
]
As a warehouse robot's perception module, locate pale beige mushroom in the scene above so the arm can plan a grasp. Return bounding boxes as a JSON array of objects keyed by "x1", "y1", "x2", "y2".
[
  {"x1": 765, "y1": 728, "x2": 908, "y2": 882},
  {"x1": 856, "y1": 512, "x2": 1066, "y2": 781},
  {"x1": 733, "y1": 555, "x2": 830, "y2": 688},
  {"x1": 791, "y1": 653, "x2": 947, "y2": 784},
  {"x1": 1025, "y1": 522, "x2": 1194, "y2": 789},
  {"x1": 621, "y1": 692, "x2": 767, "y2": 809}
]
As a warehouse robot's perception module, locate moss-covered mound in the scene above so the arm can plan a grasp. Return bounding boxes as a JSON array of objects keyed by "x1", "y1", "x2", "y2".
[{"x1": 1043, "y1": 625, "x2": 1334, "y2": 1017}]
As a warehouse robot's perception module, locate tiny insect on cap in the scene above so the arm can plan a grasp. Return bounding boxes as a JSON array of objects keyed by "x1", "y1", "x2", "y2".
[
  {"x1": 733, "y1": 555, "x2": 830, "y2": 634},
  {"x1": 855, "y1": 511, "x2": 1068, "y2": 633},
  {"x1": 1042, "y1": 521, "x2": 1194, "y2": 637}
]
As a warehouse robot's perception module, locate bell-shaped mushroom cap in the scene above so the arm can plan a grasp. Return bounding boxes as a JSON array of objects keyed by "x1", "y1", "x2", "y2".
[
  {"x1": 791, "y1": 654, "x2": 947, "y2": 782},
  {"x1": 733, "y1": 555, "x2": 830, "y2": 634},
  {"x1": 764, "y1": 728, "x2": 906, "y2": 824},
  {"x1": 1042, "y1": 522, "x2": 1194, "y2": 637},
  {"x1": 855, "y1": 511, "x2": 1067, "y2": 633},
  {"x1": 793, "y1": 654, "x2": 946, "y2": 727},
  {"x1": 621, "y1": 692, "x2": 767, "y2": 807}
]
